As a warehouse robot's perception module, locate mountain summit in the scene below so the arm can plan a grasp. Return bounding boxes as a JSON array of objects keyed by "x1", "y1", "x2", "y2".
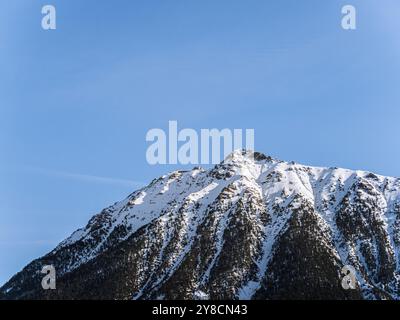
[{"x1": 2, "y1": 150, "x2": 400, "y2": 300}]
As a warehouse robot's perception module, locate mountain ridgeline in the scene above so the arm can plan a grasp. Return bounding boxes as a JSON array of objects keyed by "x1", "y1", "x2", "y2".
[{"x1": 1, "y1": 151, "x2": 400, "y2": 300}]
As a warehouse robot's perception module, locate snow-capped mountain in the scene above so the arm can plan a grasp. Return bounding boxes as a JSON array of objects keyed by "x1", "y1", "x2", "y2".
[{"x1": 1, "y1": 150, "x2": 400, "y2": 300}]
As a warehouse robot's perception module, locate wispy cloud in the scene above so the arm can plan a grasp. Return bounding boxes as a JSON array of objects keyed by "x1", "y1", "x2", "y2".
[
  {"x1": 0, "y1": 240, "x2": 58, "y2": 246},
  {"x1": 19, "y1": 165, "x2": 145, "y2": 188}
]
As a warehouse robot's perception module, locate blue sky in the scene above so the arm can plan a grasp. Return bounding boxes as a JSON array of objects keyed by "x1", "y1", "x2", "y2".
[{"x1": 1, "y1": 0, "x2": 400, "y2": 285}]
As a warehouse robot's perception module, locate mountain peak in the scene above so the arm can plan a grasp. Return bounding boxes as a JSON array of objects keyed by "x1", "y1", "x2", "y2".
[
  {"x1": 1, "y1": 151, "x2": 400, "y2": 300},
  {"x1": 223, "y1": 149, "x2": 275, "y2": 164}
]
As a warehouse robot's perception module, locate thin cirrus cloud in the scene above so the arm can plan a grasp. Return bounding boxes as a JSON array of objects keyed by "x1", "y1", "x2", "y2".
[
  {"x1": 0, "y1": 239, "x2": 58, "y2": 246},
  {"x1": 18, "y1": 165, "x2": 145, "y2": 188}
]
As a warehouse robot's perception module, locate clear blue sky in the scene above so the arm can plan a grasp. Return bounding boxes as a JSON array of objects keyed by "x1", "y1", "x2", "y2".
[{"x1": 1, "y1": 0, "x2": 400, "y2": 285}]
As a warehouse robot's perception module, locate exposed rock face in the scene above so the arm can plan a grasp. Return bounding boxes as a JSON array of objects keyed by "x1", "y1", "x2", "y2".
[{"x1": 1, "y1": 150, "x2": 400, "y2": 300}]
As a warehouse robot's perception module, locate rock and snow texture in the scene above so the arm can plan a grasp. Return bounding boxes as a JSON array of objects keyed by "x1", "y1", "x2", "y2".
[{"x1": 1, "y1": 150, "x2": 400, "y2": 300}]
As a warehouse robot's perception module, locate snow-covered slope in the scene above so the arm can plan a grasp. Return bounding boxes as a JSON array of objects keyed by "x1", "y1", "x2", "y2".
[{"x1": 1, "y1": 150, "x2": 400, "y2": 300}]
